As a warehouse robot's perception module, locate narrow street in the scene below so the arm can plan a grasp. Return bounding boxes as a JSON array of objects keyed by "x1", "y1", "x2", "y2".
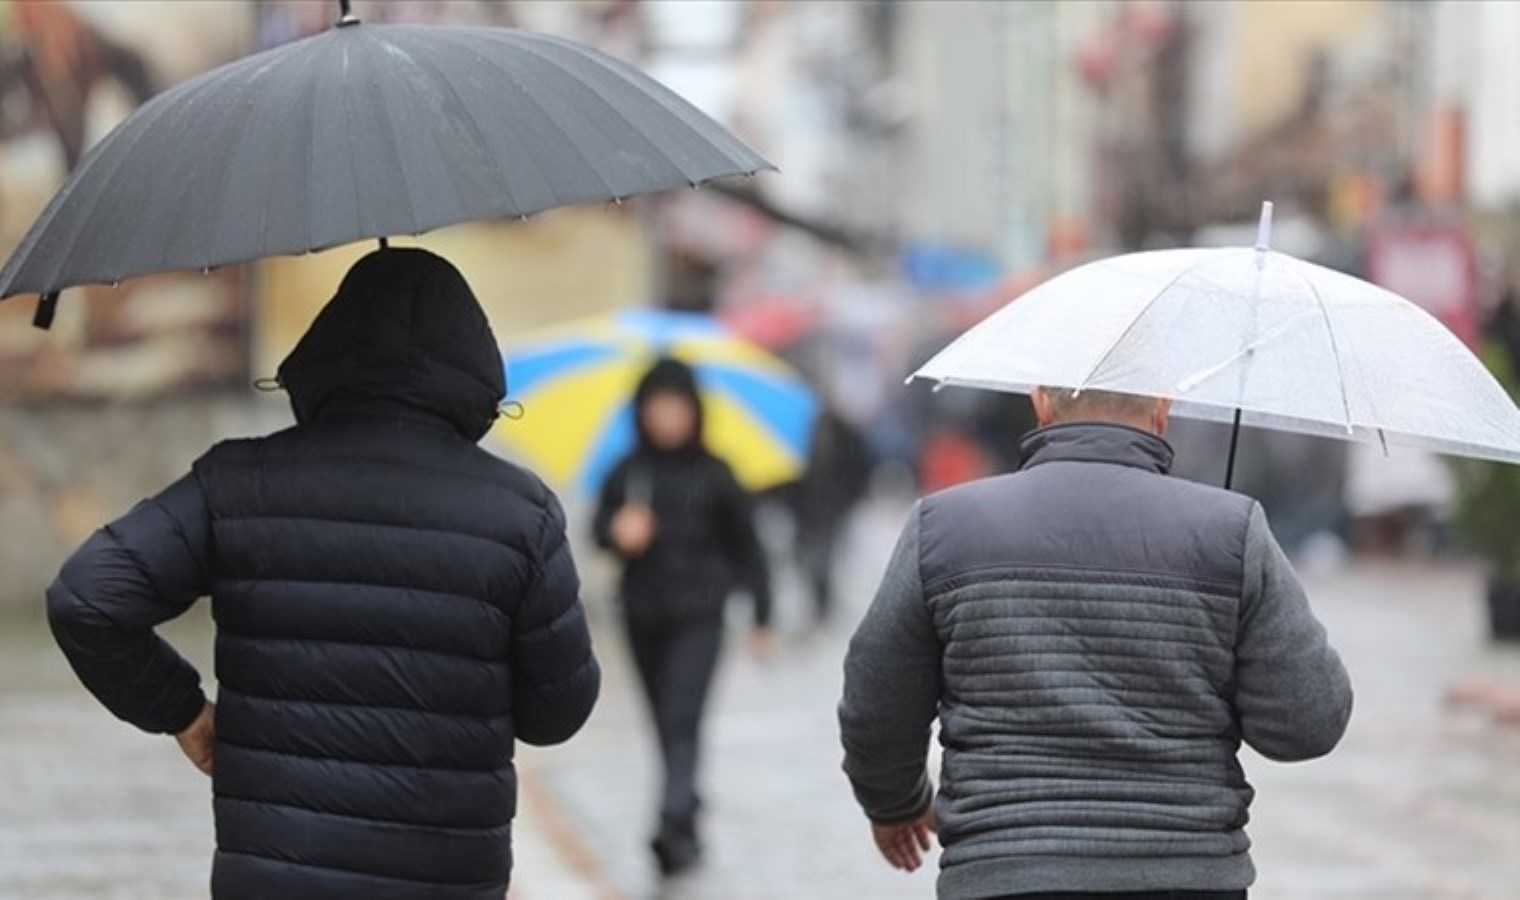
[
  {"x1": 515, "y1": 496, "x2": 1520, "y2": 900},
  {"x1": 3, "y1": 495, "x2": 1519, "y2": 898}
]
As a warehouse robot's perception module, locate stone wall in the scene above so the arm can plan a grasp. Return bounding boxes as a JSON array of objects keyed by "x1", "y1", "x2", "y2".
[
  {"x1": 0, "y1": 392, "x2": 621, "y2": 621},
  {"x1": 0, "y1": 392, "x2": 284, "y2": 617}
]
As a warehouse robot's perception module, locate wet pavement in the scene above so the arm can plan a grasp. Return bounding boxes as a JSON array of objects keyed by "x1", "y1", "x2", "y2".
[{"x1": 4, "y1": 494, "x2": 1520, "y2": 898}]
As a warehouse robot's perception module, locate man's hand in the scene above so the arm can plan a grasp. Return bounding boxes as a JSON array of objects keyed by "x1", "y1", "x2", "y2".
[
  {"x1": 175, "y1": 701, "x2": 216, "y2": 777},
  {"x1": 871, "y1": 806, "x2": 935, "y2": 872},
  {"x1": 609, "y1": 505, "x2": 657, "y2": 559}
]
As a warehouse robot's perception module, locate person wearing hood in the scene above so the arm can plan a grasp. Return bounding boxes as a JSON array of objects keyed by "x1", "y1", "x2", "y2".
[
  {"x1": 47, "y1": 248, "x2": 601, "y2": 898},
  {"x1": 592, "y1": 356, "x2": 774, "y2": 876}
]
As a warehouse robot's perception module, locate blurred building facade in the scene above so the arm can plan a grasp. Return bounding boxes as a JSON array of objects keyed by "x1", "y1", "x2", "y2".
[{"x1": 6, "y1": 0, "x2": 1520, "y2": 611}]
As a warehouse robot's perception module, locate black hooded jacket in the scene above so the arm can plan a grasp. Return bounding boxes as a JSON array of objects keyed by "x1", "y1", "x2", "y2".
[
  {"x1": 592, "y1": 358, "x2": 772, "y2": 625},
  {"x1": 47, "y1": 248, "x2": 600, "y2": 898}
]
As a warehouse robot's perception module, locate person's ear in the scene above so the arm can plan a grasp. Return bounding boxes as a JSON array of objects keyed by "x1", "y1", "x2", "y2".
[
  {"x1": 1152, "y1": 397, "x2": 1173, "y2": 435},
  {"x1": 1031, "y1": 388, "x2": 1055, "y2": 428}
]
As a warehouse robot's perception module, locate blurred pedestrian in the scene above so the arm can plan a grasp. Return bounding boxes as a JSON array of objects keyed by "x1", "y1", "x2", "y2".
[
  {"x1": 47, "y1": 248, "x2": 601, "y2": 898},
  {"x1": 1488, "y1": 283, "x2": 1520, "y2": 374},
  {"x1": 792, "y1": 401, "x2": 872, "y2": 622},
  {"x1": 593, "y1": 356, "x2": 774, "y2": 876},
  {"x1": 839, "y1": 387, "x2": 1353, "y2": 898}
]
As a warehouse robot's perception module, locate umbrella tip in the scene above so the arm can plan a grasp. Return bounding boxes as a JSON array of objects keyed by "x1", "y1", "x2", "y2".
[
  {"x1": 1254, "y1": 200, "x2": 1274, "y2": 253},
  {"x1": 337, "y1": 0, "x2": 360, "y2": 27},
  {"x1": 32, "y1": 291, "x2": 59, "y2": 330}
]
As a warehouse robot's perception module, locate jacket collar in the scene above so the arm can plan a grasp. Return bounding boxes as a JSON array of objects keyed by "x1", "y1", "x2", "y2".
[{"x1": 1019, "y1": 422, "x2": 1175, "y2": 475}]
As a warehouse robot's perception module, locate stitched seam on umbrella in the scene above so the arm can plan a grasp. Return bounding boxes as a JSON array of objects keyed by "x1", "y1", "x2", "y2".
[
  {"x1": 396, "y1": 30, "x2": 529, "y2": 215},
  {"x1": 530, "y1": 31, "x2": 767, "y2": 171},
  {"x1": 150, "y1": 44, "x2": 291, "y2": 273},
  {"x1": 200, "y1": 47, "x2": 293, "y2": 267},
  {"x1": 1076, "y1": 251, "x2": 1242, "y2": 394},
  {"x1": 699, "y1": 367, "x2": 812, "y2": 464},
  {"x1": 498, "y1": 36, "x2": 700, "y2": 184},
  {"x1": 410, "y1": 29, "x2": 610, "y2": 210},
  {"x1": 1291, "y1": 260, "x2": 1360, "y2": 432},
  {"x1": 459, "y1": 33, "x2": 619, "y2": 204},
  {"x1": 359, "y1": 33, "x2": 424, "y2": 237}
]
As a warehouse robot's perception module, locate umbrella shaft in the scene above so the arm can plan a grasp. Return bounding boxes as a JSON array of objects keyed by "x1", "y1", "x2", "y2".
[{"x1": 1224, "y1": 408, "x2": 1242, "y2": 490}]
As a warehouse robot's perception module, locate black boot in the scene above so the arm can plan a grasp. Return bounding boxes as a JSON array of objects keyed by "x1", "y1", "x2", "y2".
[{"x1": 651, "y1": 815, "x2": 702, "y2": 876}]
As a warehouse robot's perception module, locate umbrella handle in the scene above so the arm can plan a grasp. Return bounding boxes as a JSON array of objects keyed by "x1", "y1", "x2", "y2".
[{"x1": 32, "y1": 292, "x2": 59, "y2": 330}]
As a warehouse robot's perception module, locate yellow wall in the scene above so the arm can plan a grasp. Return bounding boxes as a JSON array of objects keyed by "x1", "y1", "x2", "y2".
[
  {"x1": 251, "y1": 207, "x2": 654, "y2": 378},
  {"x1": 1231, "y1": 0, "x2": 1381, "y2": 135}
]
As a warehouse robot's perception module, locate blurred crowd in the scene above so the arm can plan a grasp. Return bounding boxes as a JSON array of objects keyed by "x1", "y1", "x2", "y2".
[{"x1": 5, "y1": 0, "x2": 1520, "y2": 601}]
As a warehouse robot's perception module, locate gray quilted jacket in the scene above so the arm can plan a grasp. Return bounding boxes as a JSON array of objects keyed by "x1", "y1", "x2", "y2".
[{"x1": 839, "y1": 423, "x2": 1352, "y2": 898}]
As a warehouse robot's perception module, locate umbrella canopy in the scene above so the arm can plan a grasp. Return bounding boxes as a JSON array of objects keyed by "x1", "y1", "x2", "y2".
[
  {"x1": 495, "y1": 309, "x2": 819, "y2": 494},
  {"x1": 913, "y1": 204, "x2": 1520, "y2": 467},
  {"x1": 0, "y1": 6, "x2": 770, "y2": 327}
]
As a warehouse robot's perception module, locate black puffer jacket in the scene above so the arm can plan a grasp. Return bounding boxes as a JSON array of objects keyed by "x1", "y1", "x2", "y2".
[
  {"x1": 48, "y1": 248, "x2": 600, "y2": 898},
  {"x1": 592, "y1": 358, "x2": 772, "y2": 625}
]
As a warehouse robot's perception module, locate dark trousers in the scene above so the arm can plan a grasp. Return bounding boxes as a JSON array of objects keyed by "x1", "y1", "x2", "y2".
[
  {"x1": 995, "y1": 892, "x2": 1246, "y2": 900},
  {"x1": 625, "y1": 614, "x2": 724, "y2": 838},
  {"x1": 796, "y1": 518, "x2": 843, "y2": 618}
]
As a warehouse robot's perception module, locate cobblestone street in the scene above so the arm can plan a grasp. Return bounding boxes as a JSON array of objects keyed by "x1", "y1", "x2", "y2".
[
  {"x1": 516, "y1": 499, "x2": 1520, "y2": 899},
  {"x1": 4, "y1": 496, "x2": 1520, "y2": 898}
]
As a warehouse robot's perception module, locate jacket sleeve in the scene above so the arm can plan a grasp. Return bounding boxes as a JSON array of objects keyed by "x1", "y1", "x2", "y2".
[
  {"x1": 838, "y1": 504, "x2": 940, "y2": 823},
  {"x1": 714, "y1": 461, "x2": 773, "y2": 628},
  {"x1": 47, "y1": 473, "x2": 212, "y2": 735},
  {"x1": 512, "y1": 490, "x2": 601, "y2": 746},
  {"x1": 590, "y1": 459, "x2": 627, "y2": 553},
  {"x1": 1234, "y1": 502, "x2": 1353, "y2": 761}
]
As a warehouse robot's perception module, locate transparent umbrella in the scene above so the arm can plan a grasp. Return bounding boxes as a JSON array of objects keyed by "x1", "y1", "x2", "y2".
[{"x1": 912, "y1": 203, "x2": 1520, "y2": 485}]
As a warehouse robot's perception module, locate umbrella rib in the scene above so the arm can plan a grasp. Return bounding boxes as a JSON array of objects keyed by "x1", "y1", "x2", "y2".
[
  {"x1": 497, "y1": 36, "x2": 733, "y2": 184},
  {"x1": 531, "y1": 32, "x2": 770, "y2": 171},
  {"x1": 282, "y1": 37, "x2": 327, "y2": 256},
  {"x1": 148, "y1": 46, "x2": 304, "y2": 274},
  {"x1": 1073, "y1": 251, "x2": 1238, "y2": 395},
  {"x1": 360, "y1": 36, "x2": 424, "y2": 238},
  {"x1": 14, "y1": 69, "x2": 192, "y2": 291},
  {"x1": 203, "y1": 53, "x2": 300, "y2": 267},
  {"x1": 367, "y1": 32, "x2": 461, "y2": 234},
  {"x1": 461, "y1": 32, "x2": 622, "y2": 206},
  {"x1": 1290, "y1": 259, "x2": 1358, "y2": 434},
  {"x1": 1174, "y1": 311, "x2": 1319, "y2": 394},
  {"x1": 395, "y1": 29, "x2": 532, "y2": 220}
]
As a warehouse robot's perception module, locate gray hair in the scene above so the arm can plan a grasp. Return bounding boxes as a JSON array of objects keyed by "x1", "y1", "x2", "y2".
[{"x1": 1036, "y1": 386, "x2": 1160, "y2": 422}]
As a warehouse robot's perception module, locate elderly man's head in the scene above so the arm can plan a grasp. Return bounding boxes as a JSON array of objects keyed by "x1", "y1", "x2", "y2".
[{"x1": 1031, "y1": 386, "x2": 1173, "y2": 435}]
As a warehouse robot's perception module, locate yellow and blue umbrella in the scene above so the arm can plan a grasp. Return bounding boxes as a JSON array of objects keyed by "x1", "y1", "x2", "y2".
[{"x1": 493, "y1": 310, "x2": 819, "y2": 494}]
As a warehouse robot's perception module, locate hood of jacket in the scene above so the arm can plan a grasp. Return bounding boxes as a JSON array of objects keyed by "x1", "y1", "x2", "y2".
[
  {"x1": 633, "y1": 356, "x2": 705, "y2": 453},
  {"x1": 277, "y1": 248, "x2": 505, "y2": 442}
]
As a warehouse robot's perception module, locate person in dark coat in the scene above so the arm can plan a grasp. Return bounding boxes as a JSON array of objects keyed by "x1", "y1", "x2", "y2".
[
  {"x1": 792, "y1": 401, "x2": 872, "y2": 621},
  {"x1": 592, "y1": 356, "x2": 773, "y2": 876},
  {"x1": 47, "y1": 248, "x2": 601, "y2": 899}
]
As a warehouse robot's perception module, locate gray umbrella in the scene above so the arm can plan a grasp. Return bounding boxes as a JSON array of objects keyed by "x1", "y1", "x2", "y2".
[{"x1": 1, "y1": 2, "x2": 771, "y2": 328}]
